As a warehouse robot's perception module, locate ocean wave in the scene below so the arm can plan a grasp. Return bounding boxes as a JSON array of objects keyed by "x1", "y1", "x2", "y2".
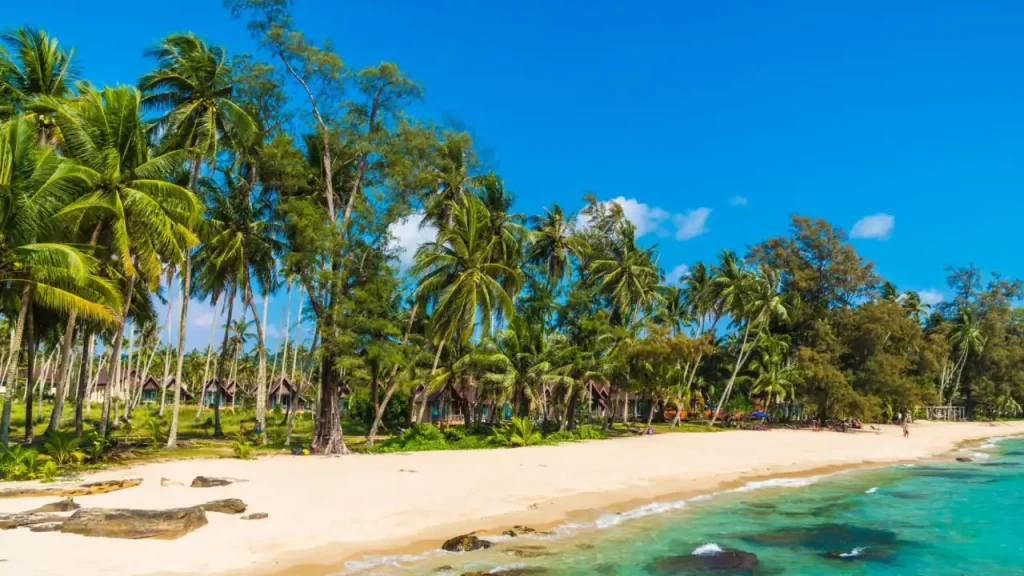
[
  {"x1": 865, "y1": 487, "x2": 878, "y2": 494},
  {"x1": 342, "y1": 552, "x2": 440, "y2": 573},
  {"x1": 839, "y1": 546, "x2": 867, "y2": 558},
  {"x1": 729, "y1": 475, "x2": 826, "y2": 493},
  {"x1": 595, "y1": 498, "x2": 692, "y2": 528},
  {"x1": 692, "y1": 543, "x2": 724, "y2": 555}
]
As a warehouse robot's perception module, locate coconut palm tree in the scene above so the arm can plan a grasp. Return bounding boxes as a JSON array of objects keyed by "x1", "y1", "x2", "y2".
[
  {"x1": 0, "y1": 27, "x2": 77, "y2": 137},
  {"x1": 526, "y1": 204, "x2": 586, "y2": 287},
  {"x1": 946, "y1": 307, "x2": 986, "y2": 408},
  {"x1": 139, "y1": 32, "x2": 255, "y2": 447},
  {"x1": 742, "y1": 335, "x2": 796, "y2": 416},
  {"x1": 588, "y1": 223, "x2": 661, "y2": 324},
  {"x1": 0, "y1": 115, "x2": 118, "y2": 442},
  {"x1": 34, "y1": 85, "x2": 198, "y2": 435}
]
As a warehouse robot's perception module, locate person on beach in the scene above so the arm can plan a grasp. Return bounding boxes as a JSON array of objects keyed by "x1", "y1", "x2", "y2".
[{"x1": 903, "y1": 422, "x2": 909, "y2": 439}]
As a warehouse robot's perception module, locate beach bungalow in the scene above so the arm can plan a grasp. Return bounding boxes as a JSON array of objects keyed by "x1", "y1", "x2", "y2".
[
  {"x1": 201, "y1": 377, "x2": 237, "y2": 407},
  {"x1": 140, "y1": 376, "x2": 193, "y2": 403},
  {"x1": 266, "y1": 376, "x2": 311, "y2": 410},
  {"x1": 420, "y1": 381, "x2": 476, "y2": 426}
]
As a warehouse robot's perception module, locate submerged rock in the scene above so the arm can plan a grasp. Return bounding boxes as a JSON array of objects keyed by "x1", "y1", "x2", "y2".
[
  {"x1": 190, "y1": 476, "x2": 233, "y2": 488},
  {"x1": 513, "y1": 525, "x2": 536, "y2": 533},
  {"x1": 650, "y1": 545, "x2": 759, "y2": 574},
  {"x1": 502, "y1": 529, "x2": 518, "y2": 537},
  {"x1": 61, "y1": 507, "x2": 208, "y2": 539},
  {"x1": 741, "y1": 523, "x2": 899, "y2": 556},
  {"x1": 460, "y1": 569, "x2": 547, "y2": 576},
  {"x1": 441, "y1": 533, "x2": 492, "y2": 552},
  {"x1": 955, "y1": 457, "x2": 973, "y2": 462},
  {"x1": 22, "y1": 497, "x2": 79, "y2": 514},
  {"x1": 504, "y1": 544, "x2": 551, "y2": 558},
  {"x1": 200, "y1": 499, "x2": 247, "y2": 514},
  {"x1": 0, "y1": 479, "x2": 142, "y2": 499},
  {"x1": 241, "y1": 512, "x2": 268, "y2": 520}
]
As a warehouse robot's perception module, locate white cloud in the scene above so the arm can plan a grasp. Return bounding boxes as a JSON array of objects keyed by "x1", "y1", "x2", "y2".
[
  {"x1": 729, "y1": 195, "x2": 748, "y2": 207},
  {"x1": 666, "y1": 263, "x2": 689, "y2": 285},
  {"x1": 390, "y1": 212, "x2": 438, "y2": 267},
  {"x1": 264, "y1": 324, "x2": 280, "y2": 339},
  {"x1": 917, "y1": 289, "x2": 944, "y2": 307},
  {"x1": 850, "y1": 213, "x2": 895, "y2": 240},
  {"x1": 579, "y1": 197, "x2": 711, "y2": 241},
  {"x1": 191, "y1": 310, "x2": 215, "y2": 328},
  {"x1": 673, "y1": 208, "x2": 711, "y2": 240}
]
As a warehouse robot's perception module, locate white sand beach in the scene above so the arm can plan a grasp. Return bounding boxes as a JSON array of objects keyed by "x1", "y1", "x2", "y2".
[{"x1": 2, "y1": 421, "x2": 1022, "y2": 576}]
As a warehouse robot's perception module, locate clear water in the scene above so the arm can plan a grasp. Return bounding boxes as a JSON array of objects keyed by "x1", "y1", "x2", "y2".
[{"x1": 345, "y1": 437, "x2": 1024, "y2": 575}]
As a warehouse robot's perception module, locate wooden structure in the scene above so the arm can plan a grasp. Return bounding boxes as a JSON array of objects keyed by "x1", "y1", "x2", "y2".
[
  {"x1": 201, "y1": 378, "x2": 238, "y2": 407},
  {"x1": 140, "y1": 376, "x2": 193, "y2": 403},
  {"x1": 266, "y1": 376, "x2": 311, "y2": 410},
  {"x1": 925, "y1": 405, "x2": 966, "y2": 421}
]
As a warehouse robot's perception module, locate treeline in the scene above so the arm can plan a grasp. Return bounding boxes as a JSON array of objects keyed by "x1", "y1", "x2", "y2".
[{"x1": 0, "y1": 1, "x2": 1020, "y2": 455}]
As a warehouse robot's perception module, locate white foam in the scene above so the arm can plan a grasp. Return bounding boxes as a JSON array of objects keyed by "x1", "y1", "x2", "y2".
[
  {"x1": 692, "y1": 543, "x2": 724, "y2": 555},
  {"x1": 595, "y1": 499, "x2": 690, "y2": 528},
  {"x1": 839, "y1": 547, "x2": 867, "y2": 558},
  {"x1": 342, "y1": 552, "x2": 438, "y2": 573},
  {"x1": 729, "y1": 475, "x2": 825, "y2": 493},
  {"x1": 865, "y1": 487, "x2": 878, "y2": 494}
]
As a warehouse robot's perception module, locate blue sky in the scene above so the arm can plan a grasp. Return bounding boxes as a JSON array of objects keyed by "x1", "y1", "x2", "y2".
[{"x1": 6, "y1": 0, "x2": 1024, "y2": 351}]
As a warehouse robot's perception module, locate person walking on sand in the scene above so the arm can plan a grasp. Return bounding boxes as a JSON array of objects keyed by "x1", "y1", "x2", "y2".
[{"x1": 903, "y1": 422, "x2": 909, "y2": 439}]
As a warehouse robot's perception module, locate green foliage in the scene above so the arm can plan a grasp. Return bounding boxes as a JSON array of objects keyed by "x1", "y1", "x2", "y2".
[
  {"x1": 38, "y1": 460, "x2": 60, "y2": 483},
  {"x1": 372, "y1": 424, "x2": 497, "y2": 453},
  {"x1": 492, "y1": 417, "x2": 542, "y2": 447},
  {"x1": 0, "y1": 444, "x2": 40, "y2": 480},
  {"x1": 42, "y1": 432, "x2": 85, "y2": 466},
  {"x1": 232, "y1": 434, "x2": 255, "y2": 460}
]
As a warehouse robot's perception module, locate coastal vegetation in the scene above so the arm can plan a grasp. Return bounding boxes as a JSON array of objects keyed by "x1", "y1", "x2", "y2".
[{"x1": 0, "y1": 0, "x2": 1022, "y2": 478}]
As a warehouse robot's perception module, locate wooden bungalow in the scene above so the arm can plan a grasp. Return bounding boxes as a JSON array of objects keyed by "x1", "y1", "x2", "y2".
[
  {"x1": 417, "y1": 381, "x2": 475, "y2": 426},
  {"x1": 140, "y1": 376, "x2": 193, "y2": 403},
  {"x1": 266, "y1": 376, "x2": 311, "y2": 410},
  {"x1": 201, "y1": 378, "x2": 238, "y2": 407}
]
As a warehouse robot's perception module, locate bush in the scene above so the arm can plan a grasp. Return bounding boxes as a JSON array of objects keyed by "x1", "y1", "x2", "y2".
[
  {"x1": 39, "y1": 460, "x2": 60, "y2": 483},
  {"x1": 443, "y1": 427, "x2": 466, "y2": 442},
  {"x1": 232, "y1": 435, "x2": 255, "y2": 460},
  {"x1": 543, "y1": 431, "x2": 577, "y2": 444},
  {"x1": 492, "y1": 417, "x2": 542, "y2": 447},
  {"x1": 0, "y1": 444, "x2": 40, "y2": 480},
  {"x1": 574, "y1": 424, "x2": 606, "y2": 440},
  {"x1": 42, "y1": 432, "x2": 85, "y2": 466}
]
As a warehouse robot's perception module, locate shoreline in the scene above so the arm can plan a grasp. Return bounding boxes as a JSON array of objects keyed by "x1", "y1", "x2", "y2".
[{"x1": 2, "y1": 421, "x2": 1021, "y2": 576}]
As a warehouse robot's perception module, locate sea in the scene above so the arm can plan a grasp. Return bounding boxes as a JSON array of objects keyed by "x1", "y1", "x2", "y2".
[{"x1": 340, "y1": 436, "x2": 1024, "y2": 575}]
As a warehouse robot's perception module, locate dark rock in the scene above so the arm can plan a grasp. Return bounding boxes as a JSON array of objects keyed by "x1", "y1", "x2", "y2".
[
  {"x1": 435, "y1": 566, "x2": 452, "y2": 572},
  {"x1": 502, "y1": 529, "x2": 518, "y2": 537},
  {"x1": 200, "y1": 499, "x2": 247, "y2": 514},
  {"x1": 956, "y1": 457, "x2": 973, "y2": 462},
  {"x1": 190, "y1": 476, "x2": 233, "y2": 488},
  {"x1": 741, "y1": 523, "x2": 899, "y2": 555},
  {"x1": 29, "y1": 522, "x2": 64, "y2": 533},
  {"x1": 0, "y1": 479, "x2": 142, "y2": 499},
  {"x1": 0, "y1": 513, "x2": 68, "y2": 530},
  {"x1": 22, "y1": 497, "x2": 79, "y2": 514},
  {"x1": 650, "y1": 547, "x2": 759, "y2": 574},
  {"x1": 513, "y1": 525, "x2": 536, "y2": 533},
  {"x1": 61, "y1": 507, "x2": 208, "y2": 539},
  {"x1": 441, "y1": 533, "x2": 492, "y2": 552},
  {"x1": 241, "y1": 512, "x2": 268, "y2": 520}
]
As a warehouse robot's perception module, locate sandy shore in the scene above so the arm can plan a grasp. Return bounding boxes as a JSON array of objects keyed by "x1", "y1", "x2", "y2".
[{"x1": 2, "y1": 420, "x2": 1022, "y2": 576}]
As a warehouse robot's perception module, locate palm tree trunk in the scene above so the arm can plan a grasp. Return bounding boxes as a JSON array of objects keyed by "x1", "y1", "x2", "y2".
[
  {"x1": 416, "y1": 339, "x2": 445, "y2": 423},
  {"x1": 367, "y1": 303, "x2": 417, "y2": 448},
  {"x1": 247, "y1": 285, "x2": 269, "y2": 445},
  {"x1": 280, "y1": 284, "x2": 292, "y2": 379},
  {"x1": 121, "y1": 321, "x2": 136, "y2": 419},
  {"x1": 710, "y1": 321, "x2": 754, "y2": 427},
  {"x1": 167, "y1": 252, "x2": 192, "y2": 448},
  {"x1": 312, "y1": 349, "x2": 348, "y2": 454},
  {"x1": 74, "y1": 329, "x2": 93, "y2": 436},
  {"x1": 291, "y1": 291, "x2": 304, "y2": 380},
  {"x1": 158, "y1": 274, "x2": 176, "y2": 417},
  {"x1": 644, "y1": 397, "x2": 658, "y2": 430},
  {"x1": 101, "y1": 276, "x2": 135, "y2": 437},
  {"x1": 194, "y1": 295, "x2": 220, "y2": 422},
  {"x1": 46, "y1": 310, "x2": 78, "y2": 434},
  {"x1": 24, "y1": 306, "x2": 36, "y2": 443},
  {"x1": 213, "y1": 287, "x2": 235, "y2": 438}
]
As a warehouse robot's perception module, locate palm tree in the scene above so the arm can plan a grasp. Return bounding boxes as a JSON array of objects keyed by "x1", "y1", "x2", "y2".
[
  {"x1": 709, "y1": 264, "x2": 789, "y2": 426},
  {"x1": 945, "y1": 307, "x2": 986, "y2": 408},
  {"x1": 742, "y1": 335, "x2": 796, "y2": 416},
  {"x1": 0, "y1": 115, "x2": 118, "y2": 442},
  {"x1": 527, "y1": 203, "x2": 587, "y2": 288},
  {"x1": 588, "y1": 224, "x2": 661, "y2": 324},
  {"x1": 139, "y1": 32, "x2": 255, "y2": 447},
  {"x1": 35, "y1": 85, "x2": 197, "y2": 435},
  {"x1": 0, "y1": 27, "x2": 76, "y2": 137},
  {"x1": 900, "y1": 291, "x2": 930, "y2": 324}
]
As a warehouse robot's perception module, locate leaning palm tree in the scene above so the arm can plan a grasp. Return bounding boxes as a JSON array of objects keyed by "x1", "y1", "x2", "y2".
[
  {"x1": 742, "y1": 335, "x2": 796, "y2": 416},
  {"x1": 139, "y1": 32, "x2": 255, "y2": 447},
  {"x1": 34, "y1": 85, "x2": 198, "y2": 435},
  {"x1": 0, "y1": 115, "x2": 118, "y2": 443},
  {"x1": 710, "y1": 264, "x2": 789, "y2": 426},
  {"x1": 411, "y1": 195, "x2": 522, "y2": 421},
  {"x1": 945, "y1": 307, "x2": 986, "y2": 408}
]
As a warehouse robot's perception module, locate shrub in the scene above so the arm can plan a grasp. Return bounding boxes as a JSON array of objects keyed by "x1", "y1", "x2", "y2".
[
  {"x1": 82, "y1": 431, "x2": 112, "y2": 464},
  {"x1": 145, "y1": 419, "x2": 166, "y2": 446},
  {"x1": 492, "y1": 417, "x2": 542, "y2": 447},
  {"x1": 232, "y1": 435, "x2": 255, "y2": 460},
  {"x1": 574, "y1": 424, "x2": 606, "y2": 440},
  {"x1": 43, "y1": 432, "x2": 86, "y2": 467},
  {"x1": 543, "y1": 431, "x2": 577, "y2": 444},
  {"x1": 0, "y1": 444, "x2": 40, "y2": 480},
  {"x1": 39, "y1": 460, "x2": 60, "y2": 483},
  {"x1": 443, "y1": 427, "x2": 466, "y2": 442}
]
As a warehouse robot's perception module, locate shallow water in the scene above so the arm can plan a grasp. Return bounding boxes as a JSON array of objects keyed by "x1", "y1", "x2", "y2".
[{"x1": 344, "y1": 437, "x2": 1024, "y2": 575}]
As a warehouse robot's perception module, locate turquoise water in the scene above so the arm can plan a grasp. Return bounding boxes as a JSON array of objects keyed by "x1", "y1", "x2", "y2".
[{"x1": 351, "y1": 437, "x2": 1024, "y2": 575}]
